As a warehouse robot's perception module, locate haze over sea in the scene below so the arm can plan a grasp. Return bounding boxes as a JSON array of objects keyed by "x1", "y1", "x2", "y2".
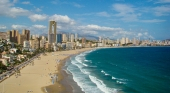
[{"x1": 66, "y1": 47, "x2": 170, "y2": 93}]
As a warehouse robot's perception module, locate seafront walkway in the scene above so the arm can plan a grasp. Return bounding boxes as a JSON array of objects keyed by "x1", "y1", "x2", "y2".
[{"x1": 0, "y1": 53, "x2": 42, "y2": 82}]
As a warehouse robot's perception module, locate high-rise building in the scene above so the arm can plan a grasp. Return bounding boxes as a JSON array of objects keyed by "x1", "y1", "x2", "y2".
[
  {"x1": 75, "y1": 33, "x2": 78, "y2": 41},
  {"x1": 22, "y1": 29, "x2": 30, "y2": 40},
  {"x1": 125, "y1": 38, "x2": 129, "y2": 44},
  {"x1": 67, "y1": 33, "x2": 71, "y2": 42},
  {"x1": 57, "y1": 34, "x2": 62, "y2": 43},
  {"x1": 82, "y1": 38, "x2": 86, "y2": 48},
  {"x1": 70, "y1": 34, "x2": 74, "y2": 42},
  {"x1": 23, "y1": 41, "x2": 30, "y2": 48},
  {"x1": 121, "y1": 37, "x2": 125, "y2": 44},
  {"x1": 30, "y1": 38, "x2": 40, "y2": 49},
  {"x1": 10, "y1": 30, "x2": 19, "y2": 43},
  {"x1": 62, "y1": 33, "x2": 67, "y2": 43},
  {"x1": 82, "y1": 38, "x2": 86, "y2": 44},
  {"x1": 48, "y1": 21, "x2": 57, "y2": 44},
  {"x1": 99, "y1": 36, "x2": 102, "y2": 42},
  {"x1": 40, "y1": 38, "x2": 46, "y2": 48},
  {"x1": 18, "y1": 34, "x2": 27, "y2": 44}
]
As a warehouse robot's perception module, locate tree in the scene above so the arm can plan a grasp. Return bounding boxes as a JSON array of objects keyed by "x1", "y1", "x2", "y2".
[{"x1": 0, "y1": 62, "x2": 7, "y2": 71}]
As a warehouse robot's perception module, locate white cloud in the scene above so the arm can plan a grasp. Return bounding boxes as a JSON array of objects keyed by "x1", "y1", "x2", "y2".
[
  {"x1": 32, "y1": 25, "x2": 47, "y2": 29},
  {"x1": 22, "y1": 1, "x2": 31, "y2": 5},
  {"x1": 96, "y1": 12, "x2": 110, "y2": 17},
  {"x1": 9, "y1": 7, "x2": 30, "y2": 17},
  {"x1": 73, "y1": 3, "x2": 84, "y2": 8},
  {"x1": 13, "y1": 0, "x2": 18, "y2": 3},
  {"x1": 137, "y1": 33, "x2": 143, "y2": 37},
  {"x1": 112, "y1": 3, "x2": 140, "y2": 21},
  {"x1": 35, "y1": 8, "x2": 42, "y2": 12},
  {"x1": 49, "y1": 14, "x2": 76, "y2": 25},
  {"x1": 29, "y1": 14, "x2": 48, "y2": 22},
  {"x1": 153, "y1": 5, "x2": 170, "y2": 16},
  {"x1": 141, "y1": 19, "x2": 166, "y2": 23},
  {"x1": 11, "y1": 25, "x2": 27, "y2": 29},
  {"x1": 0, "y1": 0, "x2": 31, "y2": 17},
  {"x1": 113, "y1": 4, "x2": 134, "y2": 14},
  {"x1": 0, "y1": 25, "x2": 7, "y2": 29},
  {"x1": 77, "y1": 24, "x2": 123, "y2": 32}
]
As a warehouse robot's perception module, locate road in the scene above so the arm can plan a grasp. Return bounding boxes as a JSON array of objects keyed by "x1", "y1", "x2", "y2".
[{"x1": 0, "y1": 53, "x2": 42, "y2": 82}]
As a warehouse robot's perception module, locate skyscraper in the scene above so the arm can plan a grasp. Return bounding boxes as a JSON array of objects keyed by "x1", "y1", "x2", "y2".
[
  {"x1": 11, "y1": 30, "x2": 19, "y2": 43},
  {"x1": 62, "y1": 33, "x2": 67, "y2": 43},
  {"x1": 70, "y1": 34, "x2": 74, "y2": 42},
  {"x1": 48, "y1": 21, "x2": 57, "y2": 44},
  {"x1": 22, "y1": 29, "x2": 30, "y2": 40},
  {"x1": 18, "y1": 34, "x2": 27, "y2": 44},
  {"x1": 57, "y1": 34, "x2": 62, "y2": 43},
  {"x1": 75, "y1": 33, "x2": 78, "y2": 42}
]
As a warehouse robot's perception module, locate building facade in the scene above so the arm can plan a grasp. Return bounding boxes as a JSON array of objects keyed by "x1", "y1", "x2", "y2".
[
  {"x1": 57, "y1": 34, "x2": 62, "y2": 43},
  {"x1": 48, "y1": 21, "x2": 57, "y2": 44}
]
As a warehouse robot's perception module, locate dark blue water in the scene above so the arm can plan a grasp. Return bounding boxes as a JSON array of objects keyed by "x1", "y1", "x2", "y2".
[{"x1": 66, "y1": 47, "x2": 170, "y2": 93}]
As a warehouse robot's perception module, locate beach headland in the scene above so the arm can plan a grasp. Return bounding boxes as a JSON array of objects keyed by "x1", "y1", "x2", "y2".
[{"x1": 0, "y1": 48, "x2": 93, "y2": 93}]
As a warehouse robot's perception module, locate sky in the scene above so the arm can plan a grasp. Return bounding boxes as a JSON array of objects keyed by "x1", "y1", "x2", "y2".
[{"x1": 0, "y1": 0, "x2": 170, "y2": 40}]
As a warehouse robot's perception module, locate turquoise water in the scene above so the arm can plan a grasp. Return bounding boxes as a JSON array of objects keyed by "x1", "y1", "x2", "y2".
[{"x1": 66, "y1": 47, "x2": 170, "y2": 93}]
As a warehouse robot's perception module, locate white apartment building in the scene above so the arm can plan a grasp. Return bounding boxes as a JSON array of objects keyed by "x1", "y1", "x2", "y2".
[{"x1": 23, "y1": 41, "x2": 30, "y2": 48}]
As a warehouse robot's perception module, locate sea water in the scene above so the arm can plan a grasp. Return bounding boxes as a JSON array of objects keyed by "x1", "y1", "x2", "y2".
[{"x1": 66, "y1": 47, "x2": 170, "y2": 93}]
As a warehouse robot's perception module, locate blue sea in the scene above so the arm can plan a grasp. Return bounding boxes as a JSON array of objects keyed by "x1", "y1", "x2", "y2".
[{"x1": 65, "y1": 47, "x2": 170, "y2": 93}]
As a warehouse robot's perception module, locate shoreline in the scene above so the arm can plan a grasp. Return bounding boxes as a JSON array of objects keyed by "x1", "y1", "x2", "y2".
[
  {"x1": 43, "y1": 49, "x2": 92, "y2": 93},
  {"x1": 61, "y1": 55, "x2": 85, "y2": 93},
  {"x1": 0, "y1": 48, "x2": 93, "y2": 93}
]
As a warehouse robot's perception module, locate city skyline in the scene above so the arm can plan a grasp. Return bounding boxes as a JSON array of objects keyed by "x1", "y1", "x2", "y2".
[{"x1": 0, "y1": 0, "x2": 170, "y2": 40}]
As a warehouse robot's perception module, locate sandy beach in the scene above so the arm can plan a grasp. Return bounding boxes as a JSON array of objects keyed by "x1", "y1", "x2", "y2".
[{"x1": 0, "y1": 48, "x2": 93, "y2": 93}]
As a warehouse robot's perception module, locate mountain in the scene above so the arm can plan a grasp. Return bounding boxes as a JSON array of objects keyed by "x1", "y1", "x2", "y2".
[
  {"x1": 78, "y1": 34, "x2": 98, "y2": 40},
  {"x1": 40, "y1": 32, "x2": 99, "y2": 40}
]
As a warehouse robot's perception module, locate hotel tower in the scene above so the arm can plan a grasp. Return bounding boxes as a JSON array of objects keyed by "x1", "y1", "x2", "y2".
[{"x1": 48, "y1": 21, "x2": 57, "y2": 44}]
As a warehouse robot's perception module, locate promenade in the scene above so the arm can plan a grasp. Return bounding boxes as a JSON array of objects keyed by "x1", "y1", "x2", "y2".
[{"x1": 0, "y1": 48, "x2": 92, "y2": 93}]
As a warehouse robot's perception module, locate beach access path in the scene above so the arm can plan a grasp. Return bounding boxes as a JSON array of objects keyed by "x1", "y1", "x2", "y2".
[{"x1": 0, "y1": 48, "x2": 93, "y2": 93}]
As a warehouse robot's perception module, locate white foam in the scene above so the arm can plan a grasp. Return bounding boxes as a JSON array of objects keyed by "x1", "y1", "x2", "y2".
[
  {"x1": 83, "y1": 63, "x2": 88, "y2": 67},
  {"x1": 84, "y1": 60, "x2": 88, "y2": 62},
  {"x1": 112, "y1": 76, "x2": 117, "y2": 80},
  {"x1": 116, "y1": 80, "x2": 126, "y2": 84},
  {"x1": 89, "y1": 75, "x2": 118, "y2": 93},
  {"x1": 67, "y1": 60, "x2": 103, "y2": 93},
  {"x1": 101, "y1": 70, "x2": 110, "y2": 76}
]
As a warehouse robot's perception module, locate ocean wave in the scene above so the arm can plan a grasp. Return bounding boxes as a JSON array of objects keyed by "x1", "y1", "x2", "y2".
[
  {"x1": 112, "y1": 76, "x2": 117, "y2": 80},
  {"x1": 101, "y1": 70, "x2": 110, "y2": 76},
  {"x1": 84, "y1": 59, "x2": 89, "y2": 62},
  {"x1": 89, "y1": 75, "x2": 119, "y2": 93},
  {"x1": 116, "y1": 80, "x2": 126, "y2": 84},
  {"x1": 83, "y1": 63, "x2": 88, "y2": 67},
  {"x1": 88, "y1": 66, "x2": 97, "y2": 68},
  {"x1": 67, "y1": 60, "x2": 103, "y2": 93}
]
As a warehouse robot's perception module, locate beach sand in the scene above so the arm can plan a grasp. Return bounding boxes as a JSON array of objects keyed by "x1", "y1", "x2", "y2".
[{"x1": 0, "y1": 48, "x2": 93, "y2": 93}]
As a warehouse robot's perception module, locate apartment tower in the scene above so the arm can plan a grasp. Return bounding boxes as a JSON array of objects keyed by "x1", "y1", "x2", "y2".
[{"x1": 48, "y1": 21, "x2": 57, "y2": 44}]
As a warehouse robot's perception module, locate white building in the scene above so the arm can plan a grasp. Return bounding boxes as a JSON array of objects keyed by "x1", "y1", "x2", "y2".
[
  {"x1": 9, "y1": 48, "x2": 18, "y2": 54},
  {"x1": 125, "y1": 38, "x2": 129, "y2": 44},
  {"x1": 75, "y1": 33, "x2": 78, "y2": 42},
  {"x1": 62, "y1": 34, "x2": 67, "y2": 42},
  {"x1": 23, "y1": 41, "x2": 30, "y2": 48},
  {"x1": 71, "y1": 34, "x2": 74, "y2": 42},
  {"x1": 99, "y1": 36, "x2": 102, "y2": 42},
  {"x1": 40, "y1": 38, "x2": 46, "y2": 48},
  {"x1": 121, "y1": 37, "x2": 126, "y2": 44}
]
